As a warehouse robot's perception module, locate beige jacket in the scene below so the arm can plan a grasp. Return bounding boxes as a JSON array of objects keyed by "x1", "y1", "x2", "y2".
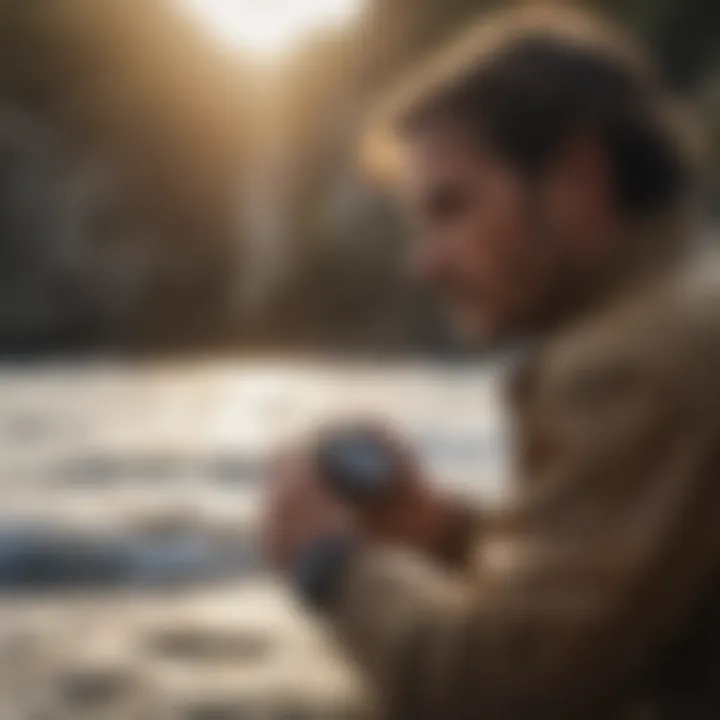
[{"x1": 327, "y1": 256, "x2": 720, "y2": 719}]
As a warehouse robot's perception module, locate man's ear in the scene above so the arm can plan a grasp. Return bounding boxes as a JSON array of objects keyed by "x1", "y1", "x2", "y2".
[{"x1": 543, "y1": 131, "x2": 616, "y2": 255}]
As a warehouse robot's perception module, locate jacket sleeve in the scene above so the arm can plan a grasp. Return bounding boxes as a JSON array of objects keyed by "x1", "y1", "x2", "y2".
[{"x1": 326, "y1": 320, "x2": 720, "y2": 720}]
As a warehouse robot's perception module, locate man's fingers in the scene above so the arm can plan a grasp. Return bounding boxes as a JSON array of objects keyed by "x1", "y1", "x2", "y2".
[{"x1": 263, "y1": 444, "x2": 350, "y2": 569}]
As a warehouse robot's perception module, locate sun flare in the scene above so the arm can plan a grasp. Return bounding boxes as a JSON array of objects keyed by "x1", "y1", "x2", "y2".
[{"x1": 177, "y1": 0, "x2": 363, "y2": 56}]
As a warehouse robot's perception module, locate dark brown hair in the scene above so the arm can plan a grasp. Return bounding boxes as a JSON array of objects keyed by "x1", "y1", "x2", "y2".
[{"x1": 374, "y1": 7, "x2": 696, "y2": 217}]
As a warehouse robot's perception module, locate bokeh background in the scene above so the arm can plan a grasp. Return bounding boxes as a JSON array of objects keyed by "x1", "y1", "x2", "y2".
[
  {"x1": 0, "y1": 1, "x2": 717, "y2": 718},
  {"x1": 1, "y1": 0, "x2": 719, "y2": 356}
]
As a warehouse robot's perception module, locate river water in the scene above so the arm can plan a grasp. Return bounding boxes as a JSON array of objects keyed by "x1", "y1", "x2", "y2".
[{"x1": 0, "y1": 359, "x2": 507, "y2": 718}]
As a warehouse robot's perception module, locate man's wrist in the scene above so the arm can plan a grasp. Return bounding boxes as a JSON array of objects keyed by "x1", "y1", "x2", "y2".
[
  {"x1": 435, "y1": 501, "x2": 481, "y2": 567},
  {"x1": 291, "y1": 534, "x2": 356, "y2": 611}
]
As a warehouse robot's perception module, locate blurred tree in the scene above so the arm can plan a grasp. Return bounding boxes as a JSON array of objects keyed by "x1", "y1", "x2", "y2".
[{"x1": 0, "y1": 0, "x2": 249, "y2": 353}]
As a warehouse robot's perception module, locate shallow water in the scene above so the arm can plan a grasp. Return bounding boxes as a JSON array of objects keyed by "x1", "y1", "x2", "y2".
[{"x1": 0, "y1": 359, "x2": 507, "y2": 718}]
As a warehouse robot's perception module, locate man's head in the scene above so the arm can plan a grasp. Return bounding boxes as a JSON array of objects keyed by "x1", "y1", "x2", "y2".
[{"x1": 373, "y1": 7, "x2": 695, "y2": 344}]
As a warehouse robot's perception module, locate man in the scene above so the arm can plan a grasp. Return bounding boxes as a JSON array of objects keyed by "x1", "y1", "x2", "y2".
[{"x1": 265, "y1": 7, "x2": 720, "y2": 718}]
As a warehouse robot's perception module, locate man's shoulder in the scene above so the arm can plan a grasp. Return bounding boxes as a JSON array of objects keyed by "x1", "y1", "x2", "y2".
[
  {"x1": 667, "y1": 253, "x2": 720, "y2": 335},
  {"x1": 544, "y1": 255, "x2": 720, "y2": 406},
  {"x1": 633, "y1": 254, "x2": 720, "y2": 359}
]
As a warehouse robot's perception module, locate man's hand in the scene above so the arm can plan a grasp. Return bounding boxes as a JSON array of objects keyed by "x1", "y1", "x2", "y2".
[{"x1": 263, "y1": 427, "x2": 473, "y2": 576}]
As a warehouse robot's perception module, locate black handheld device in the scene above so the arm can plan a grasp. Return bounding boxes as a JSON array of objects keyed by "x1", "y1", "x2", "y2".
[{"x1": 314, "y1": 425, "x2": 400, "y2": 507}]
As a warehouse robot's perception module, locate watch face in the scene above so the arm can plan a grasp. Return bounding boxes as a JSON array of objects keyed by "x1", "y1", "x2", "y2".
[{"x1": 322, "y1": 432, "x2": 393, "y2": 499}]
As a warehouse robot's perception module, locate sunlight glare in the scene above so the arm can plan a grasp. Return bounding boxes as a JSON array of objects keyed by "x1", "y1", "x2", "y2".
[{"x1": 177, "y1": 0, "x2": 363, "y2": 56}]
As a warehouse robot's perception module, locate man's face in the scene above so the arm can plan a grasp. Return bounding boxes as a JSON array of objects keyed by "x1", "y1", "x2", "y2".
[{"x1": 402, "y1": 126, "x2": 606, "y2": 344}]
